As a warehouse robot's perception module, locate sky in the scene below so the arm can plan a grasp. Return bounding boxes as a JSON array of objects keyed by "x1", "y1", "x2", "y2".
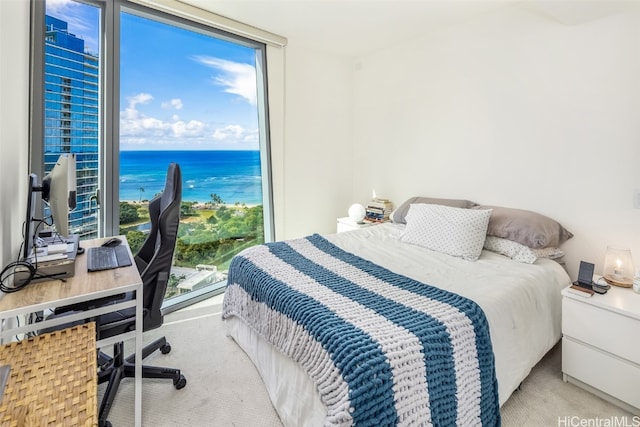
[{"x1": 46, "y1": 0, "x2": 261, "y2": 151}]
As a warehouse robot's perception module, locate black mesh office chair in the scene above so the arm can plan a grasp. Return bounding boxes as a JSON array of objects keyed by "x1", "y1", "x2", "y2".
[{"x1": 49, "y1": 162, "x2": 186, "y2": 427}]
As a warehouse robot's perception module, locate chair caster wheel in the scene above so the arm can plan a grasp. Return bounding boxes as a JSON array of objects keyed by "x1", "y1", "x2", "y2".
[
  {"x1": 160, "y1": 343, "x2": 171, "y2": 354},
  {"x1": 174, "y1": 374, "x2": 187, "y2": 389}
]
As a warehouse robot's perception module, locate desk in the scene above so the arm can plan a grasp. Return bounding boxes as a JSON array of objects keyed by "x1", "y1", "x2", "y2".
[
  {"x1": 0, "y1": 236, "x2": 143, "y2": 427},
  {"x1": 0, "y1": 323, "x2": 97, "y2": 425}
]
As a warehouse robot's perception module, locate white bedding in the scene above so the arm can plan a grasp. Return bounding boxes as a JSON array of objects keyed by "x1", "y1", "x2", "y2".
[{"x1": 225, "y1": 223, "x2": 571, "y2": 426}]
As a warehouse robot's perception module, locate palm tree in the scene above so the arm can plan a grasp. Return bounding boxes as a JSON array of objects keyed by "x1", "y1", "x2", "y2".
[
  {"x1": 139, "y1": 186, "x2": 145, "y2": 201},
  {"x1": 210, "y1": 193, "x2": 224, "y2": 208}
]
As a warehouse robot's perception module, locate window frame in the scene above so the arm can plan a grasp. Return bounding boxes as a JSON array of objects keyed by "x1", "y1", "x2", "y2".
[{"x1": 30, "y1": 0, "x2": 276, "y2": 311}]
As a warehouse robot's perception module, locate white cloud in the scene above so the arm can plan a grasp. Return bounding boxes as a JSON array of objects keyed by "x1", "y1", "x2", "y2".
[
  {"x1": 46, "y1": 0, "x2": 75, "y2": 13},
  {"x1": 193, "y1": 56, "x2": 257, "y2": 105},
  {"x1": 46, "y1": 0, "x2": 99, "y2": 54},
  {"x1": 129, "y1": 93, "x2": 153, "y2": 108},
  {"x1": 212, "y1": 125, "x2": 258, "y2": 143},
  {"x1": 121, "y1": 93, "x2": 204, "y2": 143},
  {"x1": 120, "y1": 92, "x2": 254, "y2": 148},
  {"x1": 173, "y1": 120, "x2": 205, "y2": 138},
  {"x1": 162, "y1": 98, "x2": 183, "y2": 110},
  {"x1": 121, "y1": 93, "x2": 153, "y2": 121}
]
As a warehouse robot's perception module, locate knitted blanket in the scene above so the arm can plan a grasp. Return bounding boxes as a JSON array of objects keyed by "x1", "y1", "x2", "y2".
[{"x1": 223, "y1": 234, "x2": 500, "y2": 427}]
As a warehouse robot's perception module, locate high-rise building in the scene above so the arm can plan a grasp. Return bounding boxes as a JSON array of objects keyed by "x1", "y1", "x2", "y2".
[{"x1": 44, "y1": 15, "x2": 99, "y2": 239}]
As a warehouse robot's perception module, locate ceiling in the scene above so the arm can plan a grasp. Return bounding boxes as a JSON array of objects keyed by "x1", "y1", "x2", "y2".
[{"x1": 177, "y1": 0, "x2": 639, "y2": 57}]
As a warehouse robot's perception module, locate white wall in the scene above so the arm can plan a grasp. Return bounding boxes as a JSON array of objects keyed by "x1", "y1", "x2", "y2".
[
  {"x1": 352, "y1": 5, "x2": 640, "y2": 280},
  {"x1": 0, "y1": 0, "x2": 30, "y2": 272},
  {"x1": 279, "y1": 42, "x2": 354, "y2": 239},
  {"x1": 5, "y1": 1, "x2": 638, "y2": 283}
]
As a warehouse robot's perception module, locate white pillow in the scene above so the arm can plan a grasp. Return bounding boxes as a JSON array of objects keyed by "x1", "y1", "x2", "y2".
[
  {"x1": 531, "y1": 246, "x2": 565, "y2": 260},
  {"x1": 484, "y1": 236, "x2": 565, "y2": 264},
  {"x1": 483, "y1": 236, "x2": 537, "y2": 263},
  {"x1": 400, "y1": 204, "x2": 492, "y2": 261}
]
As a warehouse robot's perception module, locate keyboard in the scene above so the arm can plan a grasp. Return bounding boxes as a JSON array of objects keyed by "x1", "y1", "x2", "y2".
[{"x1": 87, "y1": 245, "x2": 132, "y2": 272}]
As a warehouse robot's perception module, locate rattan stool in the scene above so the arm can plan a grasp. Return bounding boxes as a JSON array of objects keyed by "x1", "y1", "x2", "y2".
[{"x1": 0, "y1": 323, "x2": 97, "y2": 426}]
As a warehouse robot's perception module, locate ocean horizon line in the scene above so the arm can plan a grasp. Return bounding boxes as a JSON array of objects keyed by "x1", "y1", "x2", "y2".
[
  {"x1": 119, "y1": 150, "x2": 263, "y2": 205},
  {"x1": 120, "y1": 148, "x2": 260, "y2": 152}
]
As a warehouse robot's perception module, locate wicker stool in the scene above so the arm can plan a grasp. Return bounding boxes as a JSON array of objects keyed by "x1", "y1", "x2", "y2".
[{"x1": 0, "y1": 323, "x2": 97, "y2": 426}]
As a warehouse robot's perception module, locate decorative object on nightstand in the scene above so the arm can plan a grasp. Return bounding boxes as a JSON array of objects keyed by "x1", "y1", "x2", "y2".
[
  {"x1": 348, "y1": 204, "x2": 366, "y2": 224},
  {"x1": 365, "y1": 198, "x2": 393, "y2": 222},
  {"x1": 603, "y1": 246, "x2": 635, "y2": 287},
  {"x1": 633, "y1": 270, "x2": 640, "y2": 294}
]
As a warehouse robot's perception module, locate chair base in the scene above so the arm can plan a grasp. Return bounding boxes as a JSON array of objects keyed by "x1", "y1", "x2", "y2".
[{"x1": 98, "y1": 336, "x2": 187, "y2": 427}]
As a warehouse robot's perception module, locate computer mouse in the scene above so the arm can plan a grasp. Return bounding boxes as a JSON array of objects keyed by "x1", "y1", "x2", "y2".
[{"x1": 102, "y1": 237, "x2": 122, "y2": 247}]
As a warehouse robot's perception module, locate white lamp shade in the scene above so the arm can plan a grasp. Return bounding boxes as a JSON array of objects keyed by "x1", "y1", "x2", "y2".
[
  {"x1": 348, "y1": 204, "x2": 366, "y2": 223},
  {"x1": 603, "y1": 246, "x2": 635, "y2": 287}
]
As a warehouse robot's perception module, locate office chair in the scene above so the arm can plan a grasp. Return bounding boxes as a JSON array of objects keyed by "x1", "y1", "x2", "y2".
[{"x1": 48, "y1": 162, "x2": 186, "y2": 427}]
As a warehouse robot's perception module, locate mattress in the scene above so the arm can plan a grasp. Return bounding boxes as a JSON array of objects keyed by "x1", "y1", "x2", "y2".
[{"x1": 223, "y1": 223, "x2": 571, "y2": 426}]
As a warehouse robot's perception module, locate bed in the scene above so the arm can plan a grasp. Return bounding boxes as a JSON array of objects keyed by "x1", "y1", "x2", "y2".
[{"x1": 222, "y1": 200, "x2": 572, "y2": 426}]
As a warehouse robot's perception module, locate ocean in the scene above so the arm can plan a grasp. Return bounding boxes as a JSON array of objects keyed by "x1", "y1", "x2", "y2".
[{"x1": 119, "y1": 150, "x2": 263, "y2": 205}]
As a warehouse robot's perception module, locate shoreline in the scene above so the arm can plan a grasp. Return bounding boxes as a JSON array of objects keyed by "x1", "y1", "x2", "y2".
[{"x1": 121, "y1": 200, "x2": 260, "y2": 209}]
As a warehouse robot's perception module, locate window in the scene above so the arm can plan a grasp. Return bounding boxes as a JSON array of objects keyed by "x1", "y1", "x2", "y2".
[{"x1": 31, "y1": 0, "x2": 274, "y2": 310}]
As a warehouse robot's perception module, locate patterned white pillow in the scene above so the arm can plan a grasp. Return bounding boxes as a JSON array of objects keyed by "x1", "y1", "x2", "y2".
[
  {"x1": 531, "y1": 246, "x2": 565, "y2": 260},
  {"x1": 484, "y1": 236, "x2": 565, "y2": 264},
  {"x1": 401, "y1": 204, "x2": 492, "y2": 261}
]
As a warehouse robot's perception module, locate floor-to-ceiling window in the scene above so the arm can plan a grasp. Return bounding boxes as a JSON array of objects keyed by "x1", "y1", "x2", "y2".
[
  {"x1": 30, "y1": 0, "x2": 274, "y2": 310},
  {"x1": 118, "y1": 10, "x2": 271, "y2": 303},
  {"x1": 40, "y1": 5, "x2": 101, "y2": 241}
]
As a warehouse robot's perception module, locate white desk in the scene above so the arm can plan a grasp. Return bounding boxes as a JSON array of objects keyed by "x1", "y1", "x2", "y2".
[{"x1": 0, "y1": 236, "x2": 143, "y2": 427}]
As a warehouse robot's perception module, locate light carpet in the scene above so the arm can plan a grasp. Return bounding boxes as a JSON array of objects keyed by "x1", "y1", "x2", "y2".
[{"x1": 107, "y1": 303, "x2": 635, "y2": 426}]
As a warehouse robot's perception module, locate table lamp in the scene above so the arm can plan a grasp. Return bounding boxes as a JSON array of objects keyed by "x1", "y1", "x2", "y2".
[
  {"x1": 348, "y1": 204, "x2": 366, "y2": 224},
  {"x1": 603, "y1": 246, "x2": 635, "y2": 287}
]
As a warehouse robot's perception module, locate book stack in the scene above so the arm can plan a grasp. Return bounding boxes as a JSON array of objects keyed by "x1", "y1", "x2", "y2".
[{"x1": 365, "y1": 198, "x2": 393, "y2": 222}]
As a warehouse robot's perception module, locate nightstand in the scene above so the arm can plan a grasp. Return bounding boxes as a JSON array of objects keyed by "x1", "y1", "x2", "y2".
[
  {"x1": 561, "y1": 284, "x2": 640, "y2": 415},
  {"x1": 336, "y1": 217, "x2": 376, "y2": 233}
]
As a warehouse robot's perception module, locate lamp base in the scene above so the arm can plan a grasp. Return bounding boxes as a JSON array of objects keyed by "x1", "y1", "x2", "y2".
[{"x1": 603, "y1": 275, "x2": 633, "y2": 288}]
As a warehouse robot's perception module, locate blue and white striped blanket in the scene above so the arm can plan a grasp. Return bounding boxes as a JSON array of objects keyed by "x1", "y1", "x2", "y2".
[{"x1": 223, "y1": 234, "x2": 500, "y2": 426}]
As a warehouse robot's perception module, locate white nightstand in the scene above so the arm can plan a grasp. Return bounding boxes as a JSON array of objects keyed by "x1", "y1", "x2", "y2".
[
  {"x1": 336, "y1": 217, "x2": 377, "y2": 233},
  {"x1": 561, "y1": 284, "x2": 640, "y2": 415}
]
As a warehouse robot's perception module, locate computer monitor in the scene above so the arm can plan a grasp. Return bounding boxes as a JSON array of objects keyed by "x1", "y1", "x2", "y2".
[{"x1": 41, "y1": 153, "x2": 77, "y2": 238}]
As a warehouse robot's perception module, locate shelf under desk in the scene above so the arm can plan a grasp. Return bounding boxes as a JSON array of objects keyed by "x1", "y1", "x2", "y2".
[{"x1": 0, "y1": 236, "x2": 143, "y2": 427}]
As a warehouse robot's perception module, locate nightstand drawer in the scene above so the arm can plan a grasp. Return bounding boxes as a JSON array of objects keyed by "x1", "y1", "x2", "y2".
[
  {"x1": 563, "y1": 337, "x2": 640, "y2": 411},
  {"x1": 563, "y1": 297, "x2": 640, "y2": 364}
]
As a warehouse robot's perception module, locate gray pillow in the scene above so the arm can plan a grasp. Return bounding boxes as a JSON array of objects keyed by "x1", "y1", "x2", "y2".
[
  {"x1": 391, "y1": 196, "x2": 478, "y2": 224},
  {"x1": 473, "y1": 205, "x2": 573, "y2": 249}
]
